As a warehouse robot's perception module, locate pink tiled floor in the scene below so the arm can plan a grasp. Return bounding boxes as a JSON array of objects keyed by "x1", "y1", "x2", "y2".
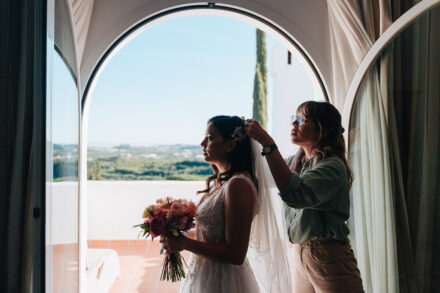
[
  {"x1": 53, "y1": 243, "x2": 79, "y2": 293},
  {"x1": 88, "y1": 240, "x2": 190, "y2": 293}
]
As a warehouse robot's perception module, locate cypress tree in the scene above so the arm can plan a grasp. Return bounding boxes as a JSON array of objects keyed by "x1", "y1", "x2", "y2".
[
  {"x1": 256, "y1": 29, "x2": 267, "y2": 94},
  {"x1": 253, "y1": 64, "x2": 267, "y2": 128},
  {"x1": 252, "y1": 29, "x2": 267, "y2": 129}
]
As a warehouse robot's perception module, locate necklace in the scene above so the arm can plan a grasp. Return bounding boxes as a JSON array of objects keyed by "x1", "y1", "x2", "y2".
[{"x1": 300, "y1": 157, "x2": 314, "y2": 174}]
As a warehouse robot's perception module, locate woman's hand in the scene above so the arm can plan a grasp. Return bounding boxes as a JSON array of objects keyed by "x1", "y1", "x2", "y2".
[
  {"x1": 244, "y1": 118, "x2": 292, "y2": 192},
  {"x1": 244, "y1": 119, "x2": 275, "y2": 146},
  {"x1": 161, "y1": 234, "x2": 188, "y2": 253}
]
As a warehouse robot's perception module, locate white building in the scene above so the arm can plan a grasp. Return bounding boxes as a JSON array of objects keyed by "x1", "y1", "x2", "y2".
[{"x1": 269, "y1": 42, "x2": 324, "y2": 157}]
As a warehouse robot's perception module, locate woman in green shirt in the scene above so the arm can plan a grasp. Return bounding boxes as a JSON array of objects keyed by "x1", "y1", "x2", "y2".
[{"x1": 245, "y1": 101, "x2": 364, "y2": 293}]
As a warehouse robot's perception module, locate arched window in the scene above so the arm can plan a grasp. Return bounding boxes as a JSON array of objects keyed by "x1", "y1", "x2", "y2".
[{"x1": 82, "y1": 12, "x2": 325, "y2": 293}]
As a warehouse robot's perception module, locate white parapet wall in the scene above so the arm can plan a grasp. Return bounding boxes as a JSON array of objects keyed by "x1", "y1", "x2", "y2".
[
  {"x1": 51, "y1": 182, "x2": 79, "y2": 244},
  {"x1": 86, "y1": 180, "x2": 204, "y2": 240},
  {"x1": 51, "y1": 180, "x2": 287, "y2": 243}
]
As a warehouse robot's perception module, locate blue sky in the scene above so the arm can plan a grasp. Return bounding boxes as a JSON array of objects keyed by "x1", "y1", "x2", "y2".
[{"x1": 53, "y1": 15, "x2": 278, "y2": 145}]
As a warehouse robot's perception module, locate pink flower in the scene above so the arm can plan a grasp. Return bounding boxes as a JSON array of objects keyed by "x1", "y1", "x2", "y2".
[
  {"x1": 158, "y1": 207, "x2": 169, "y2": 219},
  {"x1": 137, "y1": 197, "x2": 196, "y2": 240},
  {"x1": 184, "y1": 201, "x2": 197, "y2": 218},
  {"x1": 170, "y1": 202, "x2": 185, "y2": 217},
  {"x1": 149, "y1": 216, "x2": 165, "y2": 238}
]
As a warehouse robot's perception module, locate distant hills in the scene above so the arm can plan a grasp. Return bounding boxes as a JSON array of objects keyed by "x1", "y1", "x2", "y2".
[{"x1": 52, "y1": 144, "x2": 212, "y2": 182}]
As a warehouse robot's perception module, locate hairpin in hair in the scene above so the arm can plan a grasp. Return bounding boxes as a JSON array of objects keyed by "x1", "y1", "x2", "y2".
[{"x1": 231, "y1": 126, "x2": 247, "y2": 142}]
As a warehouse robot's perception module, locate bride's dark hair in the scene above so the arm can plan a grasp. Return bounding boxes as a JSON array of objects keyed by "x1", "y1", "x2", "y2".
[{"x1": 198, "y1": 115, "x2": 254, "y2": 195}]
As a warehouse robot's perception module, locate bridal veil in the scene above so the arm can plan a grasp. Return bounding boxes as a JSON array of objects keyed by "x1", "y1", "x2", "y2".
[{"x1": 248, "y1": 139, "x2": 293, "y2": 293}]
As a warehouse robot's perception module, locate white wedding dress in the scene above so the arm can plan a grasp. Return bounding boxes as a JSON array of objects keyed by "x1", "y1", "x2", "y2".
[{"x1": 179, "y1": 174, "x2": 261, "y2": 293}]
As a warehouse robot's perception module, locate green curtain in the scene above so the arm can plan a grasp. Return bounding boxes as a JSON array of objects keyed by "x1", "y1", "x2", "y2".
[
  {"x1": 0, "y1": 0, "x2": 46, "y2": 292},
  {"x1": 384, "y1": 4, "x2": 440, "y2": 292},
  {"x1": 348, "y1": 2, "x2": 440, "y2": 292}
]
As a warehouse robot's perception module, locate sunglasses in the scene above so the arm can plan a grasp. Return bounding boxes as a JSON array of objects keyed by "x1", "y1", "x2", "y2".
[{"x1": 291, "y1": 114, "x2": 309, "y2": 126}]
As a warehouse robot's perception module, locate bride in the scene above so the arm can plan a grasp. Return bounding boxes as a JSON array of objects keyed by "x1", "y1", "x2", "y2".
[{"x1": 162, "y1": 115, "x2": 293, "y2": 293}]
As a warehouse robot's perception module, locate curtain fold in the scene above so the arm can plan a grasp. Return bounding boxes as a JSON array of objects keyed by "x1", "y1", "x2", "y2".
[
  {"x1": 348, "y1": 66, "x2": 399, "y2": 293},
  {"x1": 381, "y1": 4, "x2": 440, "y2": 292},
  {"x1": 0, "y1": 0, "x2": 46, "y2": 292},
  {"x1": 328, "y1": 1, "x2": 399, "y2": 292},
  {"x1": 348, "y1": 2, "x2": 440, "y2": 292},
  {"x1": 327, "y1": 1, "x2": 372, "y2": 110},
  {"x1": 402, "y1": 7, "x2": 440, "y2": 292},
  {"x1": 386, "y1": 41, "x2": 418, "y2": 293}
]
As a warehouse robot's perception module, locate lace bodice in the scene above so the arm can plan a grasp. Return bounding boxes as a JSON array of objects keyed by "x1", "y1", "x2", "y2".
[
  {"x1": 180, "y1": 174, "x2": 262, "y2": 293},
  {"x1": 195, "y1": 174, "x2": 257, "y2": 243}
]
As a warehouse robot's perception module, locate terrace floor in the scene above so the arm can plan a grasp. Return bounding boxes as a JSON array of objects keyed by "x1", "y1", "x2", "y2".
[{"x1": 89, "y1": 240, "x2": 190, "y2": 293}]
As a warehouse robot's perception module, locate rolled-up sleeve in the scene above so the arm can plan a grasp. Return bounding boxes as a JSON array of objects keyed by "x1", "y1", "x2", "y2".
[{"x1": 279, "y1": 157, "x2": 347, "y2": 209}]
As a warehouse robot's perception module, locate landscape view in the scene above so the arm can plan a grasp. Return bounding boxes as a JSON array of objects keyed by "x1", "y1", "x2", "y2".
[
  {"x1": 53, "y1": 144, "x2": 211, "y2": 181},
  {"x1": 52, "y1": 16, "x2": 276, "y2": 183}
]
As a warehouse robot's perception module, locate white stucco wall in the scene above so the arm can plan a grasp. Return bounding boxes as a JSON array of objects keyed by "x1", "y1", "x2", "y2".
[
  {"x1": 79, "y1": 0, "x2": 331, "y2": 99},
  {"x1": 86, "y1": 181, "x2": 204, "y2": 240},
  {"x1": 51, "y1": 181, "x2": 204, "y2": 243},
  {"x1": 269, "y1": 42, "x2": 324, "y2": 157},
  {"x1": 50, "y1": 182, "x2": 79, "y2": 244}
]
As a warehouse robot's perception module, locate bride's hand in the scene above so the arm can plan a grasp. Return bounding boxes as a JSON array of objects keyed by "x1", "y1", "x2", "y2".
[
  {"x1": 244, "y1": 119, "x2": 275, "y2": 146},
  {"x1": 161, "y1": 234, "x2": 188, "y2": 253}
]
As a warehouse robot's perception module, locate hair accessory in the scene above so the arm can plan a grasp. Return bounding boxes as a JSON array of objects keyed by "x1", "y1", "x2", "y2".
[{"x1": 231, "y1": 126, "x2": 247, "y2": 142}]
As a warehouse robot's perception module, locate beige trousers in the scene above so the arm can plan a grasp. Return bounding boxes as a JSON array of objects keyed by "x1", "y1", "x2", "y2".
[{"x1": 292, "y1": 239, "x2": 364, "y2": 293}]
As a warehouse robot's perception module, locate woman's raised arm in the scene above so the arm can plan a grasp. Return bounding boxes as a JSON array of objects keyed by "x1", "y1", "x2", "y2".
[{"x1": 244, "y1": 119, "x2": 291, "y2": 192}]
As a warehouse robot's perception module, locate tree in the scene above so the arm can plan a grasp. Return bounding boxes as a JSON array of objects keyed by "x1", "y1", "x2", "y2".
[
  {"x1": 252, "y1": 29, "x2": 267, "y2": 129},
  {"x1": 252, "y1": 64, "x2": 267, "y2": 128},
  {"x1": 256, "y1": 29, "x2": 267, "y2": 92},
  {"x1": 89, "y1": 160, "x2": 102, "y2": 180}
]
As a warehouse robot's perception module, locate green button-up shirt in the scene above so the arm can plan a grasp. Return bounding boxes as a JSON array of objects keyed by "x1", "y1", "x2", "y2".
[{"x1": 281, "y1": 155, "x2": 350, "y2": 244}]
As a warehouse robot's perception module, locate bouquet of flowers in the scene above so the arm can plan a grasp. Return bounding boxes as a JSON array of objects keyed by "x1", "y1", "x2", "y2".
[{"x1": 135, "y1": 196, "x2": 197, "y2": 282}]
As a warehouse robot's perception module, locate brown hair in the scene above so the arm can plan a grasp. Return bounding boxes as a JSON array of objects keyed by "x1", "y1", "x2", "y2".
[
  {"x1": 198, "y1": 115, "x2": 254, "y2": 196},
  {"x1": 292, "y1": 101, "x2": 353, "y2": 188}
]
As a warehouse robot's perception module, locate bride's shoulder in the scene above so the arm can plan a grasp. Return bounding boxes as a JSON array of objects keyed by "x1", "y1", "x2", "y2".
[
  {"x1": 231, "y1": 171, "x2": 252, "y2": 179},
  {"x1": 226, "y1": 172, "x2": 256, "y2": 194},
  {"x1": 225, "y1": 173, "x2": 257, "y2": 213},
  {"x1": 229, "y1": 172, "x2": 254, "y2": 184}
]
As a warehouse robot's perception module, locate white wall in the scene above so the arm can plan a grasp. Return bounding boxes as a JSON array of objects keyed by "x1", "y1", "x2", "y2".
[
  {"x1": 80, "y1": 0, "x2": 331, "y2": 99},
  {"x1": 51, "y1": 181, "x2": 204, "y2": 242},
  {"x1": 269, "y1": 42, "x2": 324, "y2": 157},
  {"x1": 86, "y1": 181, "x2": 204, "y2": 240},
  {"x1": 51, "y1": 182, "x2": 79, "y2": 244}
]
